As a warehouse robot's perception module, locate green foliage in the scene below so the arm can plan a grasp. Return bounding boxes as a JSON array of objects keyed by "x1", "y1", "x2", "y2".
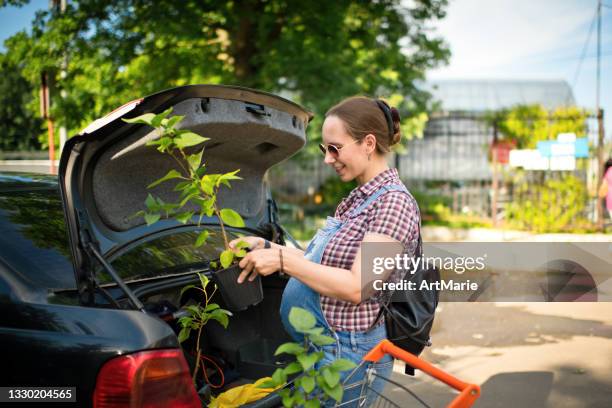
[
  {"x1": 491, "y1": 104, "x2": 588, "y2": 149},
  {"x1": 125, "y1": 108, "x2": 248, "y2": 266},
  {"x1": 1, "y1": 0, "x2": 449, "y2": 151},
  {"x1": 0, "y1": 53, "x2": 44, "y2": 150},
  {"x1": 506, "y1": 173, "x2": 589, "y2": 233},
  {"x1": 258, "y1": 307, "x2": 356, "y2": 407},
  {"x1": 318, "y1": 176, "x2": 357, "y2": 206},
  {"x1": 177, "y1": 273, "x2": 232, "y2": 384},
  {"x1": 409, "y1": 190, "x2": 452, "y2": 222}
]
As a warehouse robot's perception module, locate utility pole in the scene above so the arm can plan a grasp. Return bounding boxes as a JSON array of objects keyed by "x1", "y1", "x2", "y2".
[
  {"x1": 58, "y1": 0, "x2": 68, "y2": 155},
  {"x1": 596, "y1": 0, "x2": 604, "y2": 230},
  {"x1": 40, "y1": 72, "x2": 55, "y2": 174}
]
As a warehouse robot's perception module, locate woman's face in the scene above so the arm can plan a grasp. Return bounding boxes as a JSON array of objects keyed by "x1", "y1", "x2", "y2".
[{"x1": 321, "y1": 116, "x2": 368, "y2": 182}]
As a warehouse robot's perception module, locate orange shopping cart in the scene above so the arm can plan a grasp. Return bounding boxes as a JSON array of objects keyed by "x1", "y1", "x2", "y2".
[{"x1": 335, "y1": 340, "x2": 481, "y2": 408}]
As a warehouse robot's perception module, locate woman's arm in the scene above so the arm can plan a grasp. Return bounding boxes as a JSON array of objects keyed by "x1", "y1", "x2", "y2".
[
  {"x1": 237, "y1": 233, "x2": 404, "y2": 305},
  {"x1": 229, "y1": 236, "x2": 305, "y2": 256},
  {"x1": 269, "y1": 240, "x2": 305, "y2": 257}
]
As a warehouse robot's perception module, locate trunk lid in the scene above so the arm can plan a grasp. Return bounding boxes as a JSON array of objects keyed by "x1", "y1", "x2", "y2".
[{"x1": 59, "y1": 84, "x2": 312, "y2": 294}]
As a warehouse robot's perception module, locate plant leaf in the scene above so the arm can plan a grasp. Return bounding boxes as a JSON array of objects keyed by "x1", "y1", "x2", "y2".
[
  {"x1": 301, "y1": 375, "x2": 315, "y2": 394},
  {"x1": 144, "y1": 212, "x2": 160, "y2": 225},
  {"x1": 310, "y1": 334, "x2": 336, "y2": 346},
  {"x1": 175, "y1": 131, "x2": 209, "y2": 148},
  {"x1": 177, "y1": 316, "x2": 192, "y2": 328},
  {"x1": 220, "y1": 249, "x2": 234, "y2": 269},
  {"x1": 177, "y1": 327, "x2": 190, "y2": 343},
  {"x1": 148, "y1": 169, "x2": 182, "y2": 189},
  {"x1": 304, "y1": 399, "x2": 320, "y2": 408},
  {"x1": 272, "y1": 368, "x2": 287, "y2": 385},
  {"x1": 288, "y1": 307, "x2": 317, "y2": 332},
  {"x1": 219, "y1": 208, "x2": 245, "y2": 228},
  {"x1": 256, "y1": 379, "x2": 278, "y2": 389},
  {"x1": 301, "y1": 327, "x2": 324, "y2": 336},
  {"x1": 275, "y1": 342, "x2": 305, "y2": 356},
  {"x1": 297, "y1": 353, "x2": 320, "y2": 371},
  {"x1": 204, "y1": 303, "x2": 220, "y2": 312},
  {"x1": 328, "y1": 358, "x2": 357, "y2": 372},
  {"x1": 151, "y1": 107, "x2": 173, "y2": 127},
  {"x1": 187, "y1": 150, "x2": 204, "y2": 173},
  {"x1": 166, "y1": 114, "x2": 184, "y2": 129},
  {"x1": 145, "y1": 193, "x2": 156, "y2": 209},
  {"x1": 209, "y1": 309, "x2": 229, "y2": 328},
  {"x1": 283, "y1": 362, "x2": 302, "y2": 375},
  {"x1": 282, "y1": 394, "x2": 294, "y2": 408},
  {"x1": 179, "y1": 284, "x2": 196, "y2": 297},
  {"x1": 122, "y1": 113, "x2": 155, "y2": 125},
  {"x1": 197, "y1": 273, "x2": 209, "y2": 289},
  {"x1": 173, "y1": 180, "x2": 191, "y2": 192},
  {"x1": 322, "y1": 367, "x2": 340, "y2": 388},
  {"x1": 195, "y1": 230, "x2": 209, "y2": 247},
  {"x1": 324, "y1": 383, "x2": 343, "y2": 402},
  {"x1": 200, "y1": 175, "x2": 215, "y2": 195},
  {"x1": 235, "y1": 240, "x2": 251, "y2": 249},
  {"x1": 175, "y1": 211, "x2": 194, "y2": 224}
]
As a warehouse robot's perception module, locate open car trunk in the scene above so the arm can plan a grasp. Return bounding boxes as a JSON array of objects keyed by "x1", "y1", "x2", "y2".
[{"x1": 58, "y1": 85, "x2": 313, "y2": 406}]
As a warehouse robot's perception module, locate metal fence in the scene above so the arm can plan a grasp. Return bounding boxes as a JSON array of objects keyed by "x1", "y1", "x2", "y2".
[{"x1": 268, "y1": 112, "x2": 606, "y2": 228}]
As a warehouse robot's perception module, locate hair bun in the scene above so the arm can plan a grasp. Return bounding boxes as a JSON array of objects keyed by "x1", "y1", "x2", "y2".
[
  {"x1": 390, "y1": 107, "x2": 401, "y2": 145},
  {"x1": 390, "y1": 107, "x2": 401, "y2": 123}
]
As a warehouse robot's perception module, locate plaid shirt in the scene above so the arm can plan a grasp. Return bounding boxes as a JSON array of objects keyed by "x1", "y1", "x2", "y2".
[{"x1": 319, "y1": 168, "x2": 420, "y2": 332}]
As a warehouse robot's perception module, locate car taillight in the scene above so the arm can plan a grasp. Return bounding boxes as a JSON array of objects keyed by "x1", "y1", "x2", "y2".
[{"x1": 93, "y1": 349, "x2": 200, "y2": 408}]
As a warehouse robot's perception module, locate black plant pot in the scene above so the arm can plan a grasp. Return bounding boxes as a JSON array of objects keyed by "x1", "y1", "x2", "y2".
[{"x1": 212, "y1": 264, "x2": 263, "y2": 312}]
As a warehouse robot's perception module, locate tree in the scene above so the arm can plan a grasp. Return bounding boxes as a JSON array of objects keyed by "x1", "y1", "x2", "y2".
[
  {"x1": 0, "y1": 52, "x2": 43, "y2": 151},
  {"x1": 1, "y1": 0, "x2": 449, "y2": 152},
  {"x1": 494, "y1": 104, "x2": 588, "y2": 149}
]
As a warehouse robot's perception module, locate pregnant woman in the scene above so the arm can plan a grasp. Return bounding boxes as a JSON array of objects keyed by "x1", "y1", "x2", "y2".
[{"x1": 230, "y1": 96, "x2": 421, "y2": 406}]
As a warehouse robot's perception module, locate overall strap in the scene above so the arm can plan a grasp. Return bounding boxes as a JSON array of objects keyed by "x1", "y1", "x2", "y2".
[{"x1": 347, "y1": 184, "x2": 409, "y2": 218}]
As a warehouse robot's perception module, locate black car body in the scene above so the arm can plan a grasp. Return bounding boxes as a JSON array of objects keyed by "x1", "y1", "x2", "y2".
[{"x1": 0, "y1": 85, "x2": 313, "y2": 407}]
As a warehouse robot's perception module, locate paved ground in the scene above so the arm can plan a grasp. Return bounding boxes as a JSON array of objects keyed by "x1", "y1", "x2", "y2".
[{"x1": 383, "y1": 302, "x2": 612, "y2": 408}]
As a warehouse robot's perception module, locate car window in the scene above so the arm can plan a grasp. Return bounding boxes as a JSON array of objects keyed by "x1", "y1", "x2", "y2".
[
  {"x1": 0, "y1": 189, "x2": 75, "y2": 289},
  {"x1": 106, "y1": 228, "x2": 240, "y2": 284}
]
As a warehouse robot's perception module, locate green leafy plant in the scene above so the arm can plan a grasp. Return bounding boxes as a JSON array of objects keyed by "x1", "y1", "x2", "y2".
[
  {"x1": 178, "y1": 273, "x2": 232, "y2": 383},
  {"x1": 123, "y1": 108, "x2": 253, "y2": 385},
  {"x1": 505, "y1": 173, "x2": 589, "y2": 232},
  {"x1": 259, "y1": 307, "x2": 357, "y2": 408},
  {"x1": 123, "y1": 108, "x2": 250, "y2": 268}
]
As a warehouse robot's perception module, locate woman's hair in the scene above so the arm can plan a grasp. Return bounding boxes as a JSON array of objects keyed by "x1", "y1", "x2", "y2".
[
  {"x1": 325, "y1": 96, "x2": 401, "y2": 154},
  {"x1": 605, "y1": 158, "x2": 612, "y2": 175}
]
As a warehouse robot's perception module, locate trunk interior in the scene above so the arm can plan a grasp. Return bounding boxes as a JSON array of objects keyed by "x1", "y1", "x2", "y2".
[{"x1": 134, "y1": 253, "x2": 293, "y2": 406}]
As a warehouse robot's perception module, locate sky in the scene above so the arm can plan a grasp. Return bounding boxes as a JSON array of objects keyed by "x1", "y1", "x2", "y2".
[
  {"x1": 425, "y1": 0, "x2": 612, "y2": 137},
  {"x1": 1, "y1": 0, "x2": 611, "y2": 136}
]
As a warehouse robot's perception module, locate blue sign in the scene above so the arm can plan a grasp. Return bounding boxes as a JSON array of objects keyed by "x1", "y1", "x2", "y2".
[
  {"x1": 575, "y1": 138, "x2": 589, "y2": 158},
  {"x1": 537, "y1": 137, "x2": 589, "y2": 158}
]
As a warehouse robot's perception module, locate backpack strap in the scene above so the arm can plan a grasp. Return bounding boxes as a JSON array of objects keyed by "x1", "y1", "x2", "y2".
[{"x1": 347, "y1": 184, "x2": 409, "y2": 218}]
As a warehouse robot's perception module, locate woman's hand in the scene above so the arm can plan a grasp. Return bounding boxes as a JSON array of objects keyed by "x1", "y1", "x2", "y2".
[
  {"x1": 228, "y1": 236, "x2": 265, "y2": 251},
  {"x1": 237, "y1": 249, "x2": 281, "y2": 283}
]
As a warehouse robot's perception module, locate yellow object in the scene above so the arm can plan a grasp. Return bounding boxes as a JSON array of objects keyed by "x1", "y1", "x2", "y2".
[{"x1": 209, "y1": 377, "x2": 283, "y2": 408}]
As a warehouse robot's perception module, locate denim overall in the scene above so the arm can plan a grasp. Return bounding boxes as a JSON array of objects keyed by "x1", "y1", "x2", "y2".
[{"x1": 280, "y1": 184, "x2": 409, "y2": 407}]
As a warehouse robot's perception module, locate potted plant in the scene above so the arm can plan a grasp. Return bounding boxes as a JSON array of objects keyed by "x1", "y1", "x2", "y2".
[{"x1": 124, "y1": 108, "x2": 262, "y2": 312}]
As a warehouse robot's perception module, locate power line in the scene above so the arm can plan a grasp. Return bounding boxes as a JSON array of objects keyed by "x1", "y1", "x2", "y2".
[{"x1": 569, "y1": 7, "x2": 598, "y2": 95}]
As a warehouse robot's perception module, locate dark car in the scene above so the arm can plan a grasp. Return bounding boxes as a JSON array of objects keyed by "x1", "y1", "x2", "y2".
[{"x1": 0, "y1": 85, "x2": 313, "y2": 407}]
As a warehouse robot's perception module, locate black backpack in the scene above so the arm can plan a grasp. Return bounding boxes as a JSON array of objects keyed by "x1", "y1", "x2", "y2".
[{"x1": 371, "y1": 234, "x2": 440, "y2": 375}]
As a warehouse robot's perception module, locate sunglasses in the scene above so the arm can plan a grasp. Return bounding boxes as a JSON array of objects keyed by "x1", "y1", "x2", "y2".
[{"x1": 318, "y1": 139, "x2": 359, "y2": 158}]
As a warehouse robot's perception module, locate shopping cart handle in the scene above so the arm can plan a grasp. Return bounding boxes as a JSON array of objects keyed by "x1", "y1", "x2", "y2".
[{"x1": 363, "y1": 339, "x2": 481, "y2": 408}]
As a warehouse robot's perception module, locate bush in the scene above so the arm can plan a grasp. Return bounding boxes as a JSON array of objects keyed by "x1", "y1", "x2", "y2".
[{"x1": 505, "y1": 174, "x2": 589, "y2": 233}]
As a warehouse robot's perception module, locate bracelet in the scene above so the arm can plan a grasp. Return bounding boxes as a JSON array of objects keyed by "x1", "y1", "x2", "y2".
[
  {"x1": 263, "y1": 239, "x2": 271, "y2": 249},
  {"x1": 279, "y1": 249, "x2": 285, "y2": 276}
]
